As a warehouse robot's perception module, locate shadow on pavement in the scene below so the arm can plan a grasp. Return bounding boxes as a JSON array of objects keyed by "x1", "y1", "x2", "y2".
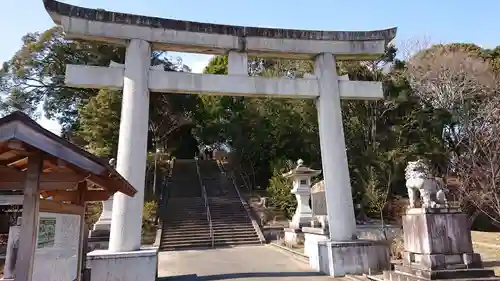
[
  {"x1": 159, "y1": 271, "x2": 324, "y2": 280},
  {"x1": 483, "y1": 260, "x2": 500, "y2": 267},
  {"x1": 159, "y1": 274, "x2": 199, "y2": 280}
]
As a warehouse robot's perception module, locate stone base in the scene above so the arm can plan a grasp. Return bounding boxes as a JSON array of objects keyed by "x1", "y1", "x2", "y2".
[
  {"x1": 402, "y1": 251, "x2": 483, "y2": 270},
  {"x1": 383, "y1": 208, "x2": 500, "y2": 281},
  {"x1": 384, "y1": 264, "x2": 498, "y2": 281},
  {"x1": 87, "y1": 230, "x2": 110, "y2": 251},
  {"x1": 302, "y1": 227, "x2": 329, "y2": 267},
  {"x1": 402, "y1": 207, "x2": 484, "y2": 270},
  {"x1": 316, "y1": 240, "x2": 390, "y2": 277},
  {"x1": 403, "y1": 207, "x2": 473, "y2": 257},
  {"x1": 88, "y1": 240, "x2": 109, "y2": 251},
  {"x1": 89, "y1": 229, "x2": 110, "y2": 238},
  {"x1": 87, "y1": 248, "x2": 158, "y2": 281},
  {"x1": 284, "y1": 228, "x2": 304, "y2": 246}
]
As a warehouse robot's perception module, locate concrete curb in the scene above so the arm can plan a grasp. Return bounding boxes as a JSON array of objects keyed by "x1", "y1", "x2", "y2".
[
  {"x1": 473, "y1": 241, "x2": 500, "y2": 249},
  {"x1": 267, "y1": 242, "x2": 308, "y2": 263}
]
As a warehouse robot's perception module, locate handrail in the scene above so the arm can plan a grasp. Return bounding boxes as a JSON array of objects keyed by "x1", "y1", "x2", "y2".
[
  {"x1": 157, "y1": 158, "x2": 175, "y2": 225},
  {"x1": 195, "y1": 159, "x2": 214, "y2": 248},
  {"x1": 216, "y1": 160, "x2": 266, "y2": 243}
]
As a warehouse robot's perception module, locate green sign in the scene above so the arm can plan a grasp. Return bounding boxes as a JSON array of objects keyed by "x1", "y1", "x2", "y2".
[{"x1": 37, "y1": 217, "x2": 56, "y2": 248}]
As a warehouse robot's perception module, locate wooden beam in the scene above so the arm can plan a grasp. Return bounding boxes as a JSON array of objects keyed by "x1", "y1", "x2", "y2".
[
  {"x1": 14, "y1": 123, "x2": 106, "y2": 175},
  {"x1": 60, "y1": 162, "x2": 123, "y2": 194},
  {"x1": 0, "y1": 167, "x2": 87, "y2": 183},
  {"x1": 0, "y1": 141, "x2": 10, "y2": 154},
  {"x1": 43, "y1": 158, "x2": 61, "y2": 172},
  {"x1": 7, "y1": 157, "x2": 28, "y2": 168},
  {"x1": 0, "y1": 181, "x2": 78, "y2": 191},
  {"x1": 41, "y1": 190, "x2": 110, "y2": 202},
  {"x1": 7, "y1": 140, "x2": 29, "y2": 152},
  {"x1": 0, "y1": 195, "x2": 24, "y2": 205},
  {"x1": 14, "y1": 152, "x2": 42, "y2": 281},
  {"x1": 39, "y1": 199, "x2": 84, "y2": 215}
]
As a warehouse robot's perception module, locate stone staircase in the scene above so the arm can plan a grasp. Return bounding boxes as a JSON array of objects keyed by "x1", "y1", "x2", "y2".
[
  {"x1": 198, "y1": 160, "x2": 261, "y2": 247},
  {"x1": 159, "y1": 159, "x2": 262, "y2": 251},
  {"x1": 159, "y1": 197, "x2": 212, "y2": 250},
  {"x1": 208, "y1": 197, "x2": 262, "y2": 247},
  {"x1": 159, "y1": 160, "x2": 209, "y2": 251}
]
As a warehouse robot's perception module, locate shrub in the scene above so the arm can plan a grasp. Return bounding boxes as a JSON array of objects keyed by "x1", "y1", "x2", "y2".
[
  {"x1": 142, "y1": 200, "x2": 158, "y2": 236},
  {"x1": 85, "y1": 202, "x2": 103, "y2": 229},
  {"x1": 389, "y1": 233, "x2": 404, "y2": 259},
  {"x1": 267, "y1": 174, "x2": 296, "y2": 219}
]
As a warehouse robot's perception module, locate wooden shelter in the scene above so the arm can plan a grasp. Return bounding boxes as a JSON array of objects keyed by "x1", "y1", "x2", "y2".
[{"x1": 0, "y1": 111, "x2": 137, "y2": 281}]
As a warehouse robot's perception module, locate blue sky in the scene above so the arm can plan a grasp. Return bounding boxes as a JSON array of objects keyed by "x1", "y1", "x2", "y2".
[{"x1": 1, "y1": 0, "x2": 499, "y2": 134}]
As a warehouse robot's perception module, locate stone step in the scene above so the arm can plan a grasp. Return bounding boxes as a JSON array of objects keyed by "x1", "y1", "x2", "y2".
[
  {"x1": 165, "y1": 210, "x2": 247, "y2": 215},
  {"x1": 159, "y1": 241, "x2": 262, "y2": 251},
  {"x1": 162, "y1": 232, "x2": 209, "y2": 237},
  {"x1": 211, "y1": 217, "x2": 251, "y2": 221},
  {"x1": 214, "y1": 234, "x2": 259, "y2": 240},
  {"x1": 166, "y1": 203, "x2": 205, "y2": 206},
  {"x1": 162, "y1": 213, "x2": 250, "y2": 220},
  {"x1": 166, "y1": 222, "x2": 252, "y2": 227},
  {"x1": 166, "y1": 220, "x2": 252, "y2": 227},
  {"x1": 164, "y1": 224, "x2": 253, "y2": 230},
  {"x1": 163, "y1": 218, "x2": 208, "y2": 222},
  {"x1": 211, "y1": 212, "x2": 249, "y2": 215},
  {"x1": 162, "y1": 236, "x2": 210, "y2": 243},
  {"x1": 162, "y1": 236, "x2": 259, "y2": 245},
  {"x1": 166, "y1": 215, "x2": 248, "y2": 220},
  {"x1": 163, "y1": 215, "x2": 208, "y2": 219},
  {"x1": 210, "y1": 213, "x2": 249, "y2": 217},
  {"x1": 160, "y1": 239, "x2": 211, "y2": 247},
  {"x1": 165, "y1": 225, "x2": 255, "y2": 231},
  {"x1": 164, "y1": 209, "x2": 247, "y2": 214},
  {"x1": 210, "y1": 208, "x2": 246, "y2": 212},
  {"x1": 163, "y1": 224, "x2": 208, "y2": 229},
  {"x1": 165, "y1": 226, "x2": 255, "y2": 234},
  {"x1": 164, "y1": 211, "x2": 207, "y2": 214},
  {"x1": 162, "y1": 234, "x2": 259, "y2": 244},
  {"x1": 165, "y1": 220, "x2": 250, "y2": 225},
  {"x1": 213, "y1": 237, "x2": 260, "y2": 243},
  {"x1": 165, "y1": 214, "x2": 248, "y2": 219},
  {"x1": 162, "y1": 224, "x2": 209, "y2": 230}
]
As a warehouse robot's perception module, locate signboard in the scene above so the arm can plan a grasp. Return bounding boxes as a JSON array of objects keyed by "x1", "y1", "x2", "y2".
[
  {"x1": 32, "y1": 213, "x2": 81, "y2": 281},
  {"x1": 37, "y1": 217, "x2": 56, "y2": 248}
]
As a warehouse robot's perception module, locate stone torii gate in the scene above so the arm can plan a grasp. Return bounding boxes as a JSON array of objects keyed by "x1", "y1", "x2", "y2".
[{"x1": 43, "y1": 0, "x2": 396, "y2": 279}]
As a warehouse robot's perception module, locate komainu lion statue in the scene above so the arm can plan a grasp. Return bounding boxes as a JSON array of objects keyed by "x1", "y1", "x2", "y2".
[{"x1": 405, "y1": 160, "x2": 448, "y2": 208}]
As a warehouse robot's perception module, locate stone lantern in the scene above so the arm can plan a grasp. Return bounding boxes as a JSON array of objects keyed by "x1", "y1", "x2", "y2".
[{"x1": 282, "y1": 159, "x2": 321, "y2": 245}]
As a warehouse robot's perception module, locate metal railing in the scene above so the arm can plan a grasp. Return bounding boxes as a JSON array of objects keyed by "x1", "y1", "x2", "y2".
[
  {"x1": 216, "y1": 160, "x2": 266, "y2": 243},
  {"x1": 195, "y1": 159, "x2": 214, "y2": 248}
]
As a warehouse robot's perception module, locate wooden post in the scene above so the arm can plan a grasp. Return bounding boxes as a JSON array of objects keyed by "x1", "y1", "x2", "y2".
[
  {"x1": 75, "y1": 182, "x2": 87, "y2": 281},
  {"x1": 14, "y1": 152, "x2": 43, "y2": 281}
]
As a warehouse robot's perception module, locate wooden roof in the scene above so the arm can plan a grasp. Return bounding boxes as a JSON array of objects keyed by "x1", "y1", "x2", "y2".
[{"x1": 0, "y1": 111, "x2": 136, "y2": 199}]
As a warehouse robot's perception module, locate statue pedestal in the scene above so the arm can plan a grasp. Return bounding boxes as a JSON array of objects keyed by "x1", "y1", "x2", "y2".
[
  {"x1": 283, "y1": 227, "x2": 304, "y2": 246},
  {"x1": 88, "y1": 197, "x2": 113, "y2": 250},
  {"x1": 384, "y1": 208, "x2": 498, "y2": 281}
]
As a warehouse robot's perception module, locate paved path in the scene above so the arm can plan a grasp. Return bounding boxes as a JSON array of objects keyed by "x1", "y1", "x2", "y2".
[{"x1": 158, "y1": 245, "x2": 332, "y2": 281}]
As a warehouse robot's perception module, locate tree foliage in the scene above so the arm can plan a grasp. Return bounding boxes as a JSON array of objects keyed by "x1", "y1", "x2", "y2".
[{"x1": 0, "y1": 27, "x2": 124, "y2": 130}]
